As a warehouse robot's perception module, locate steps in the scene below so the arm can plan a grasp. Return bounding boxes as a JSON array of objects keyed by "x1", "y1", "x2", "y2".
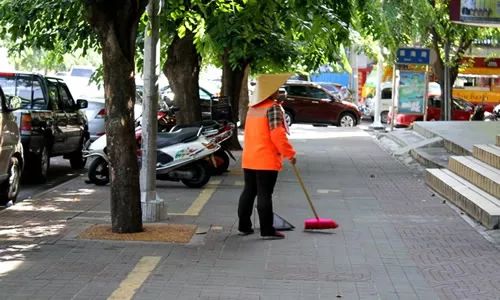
[
  {"x1": 425, "y1": 134, "x2": 500, "y2": 229},
  {"x1": 473, "y1": 144, "x2": 500, "y2": 169},
  {"x1": 425, "y1": 169, "x2": 500, "y2": 229},
  {"x1": 448, "y1": 156, "x2": 500, "y2": 199}
]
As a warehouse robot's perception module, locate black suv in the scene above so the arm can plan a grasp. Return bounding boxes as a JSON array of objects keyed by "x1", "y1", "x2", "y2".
[
  {"x1": 0, "y1": 72, "x2": 89, "y2": 182},
  {"x1": 282, "y1": 80, "x2": 361, "y2": 127}
]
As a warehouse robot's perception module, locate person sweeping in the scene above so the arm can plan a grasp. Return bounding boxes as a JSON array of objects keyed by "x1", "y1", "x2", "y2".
[{"x1": 238, "y1": 73, "x2": 296, "y2": 240}]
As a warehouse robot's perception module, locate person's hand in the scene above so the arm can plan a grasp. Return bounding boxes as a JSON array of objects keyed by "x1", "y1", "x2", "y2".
[{"x1": 289, "y1": 157, "x2": 296, "y2": 165}]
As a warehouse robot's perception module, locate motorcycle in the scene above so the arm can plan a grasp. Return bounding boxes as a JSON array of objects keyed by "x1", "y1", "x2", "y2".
[
  {"x1": 169, "y1": 120, "x2": 235, "y2": 175},
  {"x1": 84, "y1": 126, "x2": 220, "y2": 188},
  {"x1": 154, "y1": 104, "x2": 236, "y2": 174},
  {"x1": 484, "y1": 104, "x2": 500, "y2": 122}
]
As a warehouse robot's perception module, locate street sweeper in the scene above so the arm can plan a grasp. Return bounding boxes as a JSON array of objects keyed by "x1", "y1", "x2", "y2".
[{"x1": 237, "y1": 73, "x2": 296, "y2": 240}]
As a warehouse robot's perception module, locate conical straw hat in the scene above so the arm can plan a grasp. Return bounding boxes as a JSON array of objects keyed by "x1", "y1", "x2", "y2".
[{"x1": 249, "y1": 73, "x2": 292, "y2": 106}]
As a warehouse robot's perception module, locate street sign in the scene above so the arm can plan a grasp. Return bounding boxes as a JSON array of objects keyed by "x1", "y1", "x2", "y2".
[{"x1": 397, "y1": 48, "x2": 431, "y2": 65}]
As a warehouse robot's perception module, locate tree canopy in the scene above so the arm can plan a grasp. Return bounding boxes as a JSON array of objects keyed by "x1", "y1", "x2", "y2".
[{"x1": 0, "y1": 0, "x2": 498, "y2": 228}]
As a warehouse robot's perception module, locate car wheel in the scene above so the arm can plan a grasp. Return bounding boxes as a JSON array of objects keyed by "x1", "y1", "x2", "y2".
[
  {"x1": 30, "y1": 144, "x2": 50, "y2": 183},
  {"x1": 0, "y1": 157, "x2": 22, "y2": 206},
  {"x1": 338, "y1": 113, "x2": 356, "y2": 127},
  {"x1": 380, "y1": 111, "x2": 388, "y2": 124},
  {"x1": 70, "y1": 137, "x2": 88, "y2": 170},
  {"x1": 284, "y1": 110, "x2": 293, "y2": 127}
]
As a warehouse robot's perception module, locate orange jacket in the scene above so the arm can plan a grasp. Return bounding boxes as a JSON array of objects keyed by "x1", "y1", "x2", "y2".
[{"x1": 242, "y1": 99, "x2": 296, "y2": 171}]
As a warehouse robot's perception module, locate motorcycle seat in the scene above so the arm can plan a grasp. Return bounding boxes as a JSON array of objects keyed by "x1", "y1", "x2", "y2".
[
  {"x1": 172, "y1": 120, "x2": 221, "y2": 132},
  {"x1": 157, "y1": 127, "x2": 200, "y2": 148}
]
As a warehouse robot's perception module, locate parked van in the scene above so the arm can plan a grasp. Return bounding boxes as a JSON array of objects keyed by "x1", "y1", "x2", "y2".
[
  {"x1": 0, "y1": 86, "x2": 23, "y2": 205},
  {"x1": 364, "y1": 82, "x2": 393, "y2": 124}
]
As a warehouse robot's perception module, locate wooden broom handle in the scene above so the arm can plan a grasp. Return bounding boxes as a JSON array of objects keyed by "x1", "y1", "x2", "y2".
[{"x1": 291, "y1": 163, "x2": 320, "y2": 219}]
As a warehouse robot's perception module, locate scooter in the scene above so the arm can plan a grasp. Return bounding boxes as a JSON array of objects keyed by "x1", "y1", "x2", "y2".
[
  {"x1": 484, "y1": 104, "x2": 500, "y2": 122},
  {"x1": 84, "y1": 126, "x2": 220, "y2": 188},
  {"x1": 154, "y1": 105, "x2": 236, "y2": 174},
  {"x1": 169, "y1": 120, "x2": 236, "y2": 175}
]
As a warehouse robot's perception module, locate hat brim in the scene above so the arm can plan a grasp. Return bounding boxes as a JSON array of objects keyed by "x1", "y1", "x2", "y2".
[{"x1": 249, "y1": 73, "x2": 292, "y2": 106}]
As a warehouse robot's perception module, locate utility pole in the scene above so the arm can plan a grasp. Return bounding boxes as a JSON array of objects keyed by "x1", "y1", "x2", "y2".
[
  {"x1": 350, "y1": 46, "x2": 359, "y2": 104},
  {"x1": 141, "y1": 0, "x2": 166, "y2": 221},
  {"x1": 443, "y1": 41, "x2": 451, "y2": 121},
  {"x1": 370, "y1": 43, "x2": 385, "y2": 130},
  {"x1": 389, "y1": 67, "x2": 399, "y2": 131}
]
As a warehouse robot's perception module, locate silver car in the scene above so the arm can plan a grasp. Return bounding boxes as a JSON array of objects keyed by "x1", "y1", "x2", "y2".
[
  {"x1": 0, "y1": 86, "x2": 23, "y2": 206},
  {"x1": 84, "y1": 97, "x2": 143, "y2": 142}
]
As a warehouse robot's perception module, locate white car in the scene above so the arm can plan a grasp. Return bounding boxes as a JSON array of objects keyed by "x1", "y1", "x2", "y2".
[{"x1": 69, "y1": 65, "x2": 95, "y2": 78}]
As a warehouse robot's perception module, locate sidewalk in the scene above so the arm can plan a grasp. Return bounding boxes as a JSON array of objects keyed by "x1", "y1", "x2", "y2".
[{"x1": 1, "y1": 125, "x2": 500, "y2": 300}]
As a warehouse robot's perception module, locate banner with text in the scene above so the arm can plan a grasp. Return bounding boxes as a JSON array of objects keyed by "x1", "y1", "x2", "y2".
[{"x1": 450, "y1": 0, "x2": 500, "y2": 27}]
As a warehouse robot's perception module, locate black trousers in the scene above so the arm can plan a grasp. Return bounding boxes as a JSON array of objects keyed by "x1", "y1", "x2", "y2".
[{"x1": 238, "y1": 169, "x2": 278, "y2": 236}]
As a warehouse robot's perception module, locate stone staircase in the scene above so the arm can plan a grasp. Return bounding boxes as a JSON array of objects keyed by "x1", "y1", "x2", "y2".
[{"x1": 425, "y1": 135, "x2": 500, "y2": 229}]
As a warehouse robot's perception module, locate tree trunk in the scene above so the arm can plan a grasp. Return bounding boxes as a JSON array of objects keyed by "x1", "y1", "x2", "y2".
[
  {"x1": 221, "y1": 50, "x2": 249, "y2": 150},
  {"x1": 431, "y1": 35, "x2": 473, "y2": 120},
  {"x1": 85, "y1": 0, "x2": 146, "y2": 233},
  {"x1": 163, "y1": 31, "x2": 201, "y2": 125},
  {"x1": 238, "y1": 64, "x2": 250, "y2": 129},
  {"x1": 431, "y1": 52, "x2": 446, "y2": 120}
]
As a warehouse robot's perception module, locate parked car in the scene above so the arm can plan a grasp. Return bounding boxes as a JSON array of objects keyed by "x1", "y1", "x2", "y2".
[
  {"x1": 316, "y1": 82, "x2": 354, "y2": 103},
  {"x1": 161, "y1": 85, "x2": 213, "y2": 106},
  {"x1": 363, "y1": 82, "x2": 393, "y2": 124},
  {"x1": 281, "y1": 80, "x2": 361, "y2": 127},
  {"x1": 388, "y1": 96, "x2": 475, "y2": 127},
  {"x1": 0, "y1": 72, "x2": 89, "y2": 182},
  {"x1": 366, "y1": 81, "x2": 442, "y2": 124},
  {"x1": 69, "y1": 65, "x2": 95, "y2": 78},
  {"x1": 0, "y1": 86, "x2": 24, "y2": 205},
  {"x1": 160, "y1": 85, "x2": 231, "y2": 121},
  {"x1": 84, "y1": 93, "x2": 144, "y2": 142}
]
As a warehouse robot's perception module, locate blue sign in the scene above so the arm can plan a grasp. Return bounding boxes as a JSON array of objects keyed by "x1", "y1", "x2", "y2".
[{"x1": 397, "y1": 48, "x2": 430, "y2": 65}]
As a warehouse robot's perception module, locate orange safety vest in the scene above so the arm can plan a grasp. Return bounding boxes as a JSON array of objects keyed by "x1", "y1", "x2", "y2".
[{"x1": 242, "y1": 99, "x2": 296, "y2": 171}]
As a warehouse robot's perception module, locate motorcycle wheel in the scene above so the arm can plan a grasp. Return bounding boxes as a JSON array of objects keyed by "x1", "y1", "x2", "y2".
[
  {"x1": 213, "y1": 149, "x2": 230, "y2": 175},
  {"x1": 88, "y1": 157, "x2": 110, "y2": 186},
  {"x1": 181, "y1": 160, "x2": 211, "y2": 188}
]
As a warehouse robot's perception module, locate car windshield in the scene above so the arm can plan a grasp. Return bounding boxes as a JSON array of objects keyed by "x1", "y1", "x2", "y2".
[
  {"x1": 452, "y1": 97, "x2": 473, "y2": 111},
  {"x1": 318, "y1": 83, "x2": 341, "y2": 93},
  {"x1": 71, "y1": 68, "x2": 94, "y2": 78},
  {"x1": 0, "y1": 74, "x2": 44, "y2": 109}
]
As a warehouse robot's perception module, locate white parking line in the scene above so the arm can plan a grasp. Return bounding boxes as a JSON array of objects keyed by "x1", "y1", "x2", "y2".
[{"x1": 317, "y1": 189, "x2": 341, "y2": 194}]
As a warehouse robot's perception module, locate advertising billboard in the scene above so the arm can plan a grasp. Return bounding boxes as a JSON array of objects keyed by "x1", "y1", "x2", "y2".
[
  {"x1": 398, "y1": 71, "x2": 427, "y2": 114},
  {"x1": 450, "y1": 0, "x2": 500, "y2": 27}
]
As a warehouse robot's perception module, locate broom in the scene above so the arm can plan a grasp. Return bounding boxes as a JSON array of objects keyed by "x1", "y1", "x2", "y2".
[{"x1": 291, "y1": 163, "x2": 339, "y2": 230}]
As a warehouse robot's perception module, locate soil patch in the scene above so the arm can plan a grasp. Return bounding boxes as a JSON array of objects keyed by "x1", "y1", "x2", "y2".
[{"x1": 79, "y1": 223, "x2": 197, "y2": 243}]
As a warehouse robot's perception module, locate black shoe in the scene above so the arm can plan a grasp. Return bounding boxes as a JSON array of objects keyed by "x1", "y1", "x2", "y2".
[
  {"x1": 261, "y1": 231, "x2": 285, "y2": 240},
  {"x1": 238, "y1": 229, "x2": 255, "y2": 236}
]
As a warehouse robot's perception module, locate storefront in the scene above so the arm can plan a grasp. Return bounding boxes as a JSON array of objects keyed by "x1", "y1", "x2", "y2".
[{"x1": 453, "y1": 57, "x2": 500, "y2": 111}]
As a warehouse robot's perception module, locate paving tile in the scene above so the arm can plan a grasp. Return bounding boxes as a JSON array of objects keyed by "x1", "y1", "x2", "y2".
[{"x1": 2, "y1": 125, "x2": 500, "y2": 300}]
